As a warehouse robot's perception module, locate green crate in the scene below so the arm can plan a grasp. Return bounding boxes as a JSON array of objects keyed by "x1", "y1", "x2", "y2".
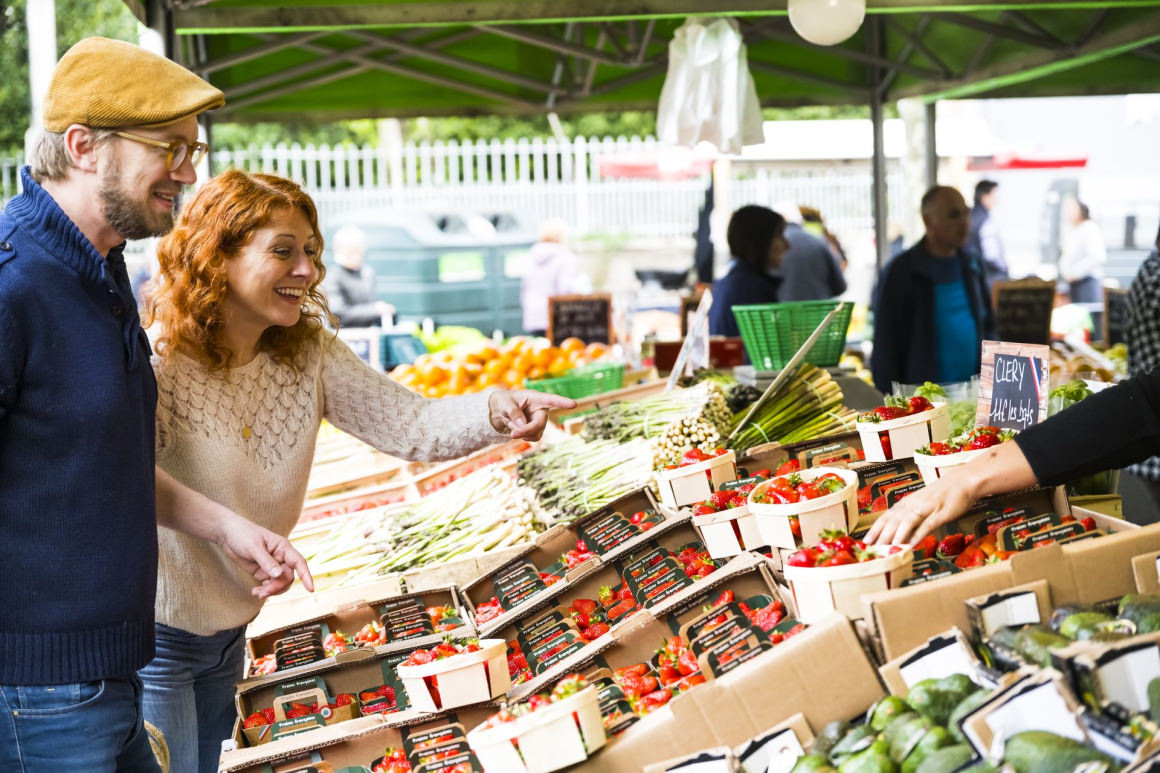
[
  {"x1": 732, "y1": 301, "x2": 852, "y2": 371},
  {"x1": 524, "y1": 362, "x2": 625, "y2": 399}
]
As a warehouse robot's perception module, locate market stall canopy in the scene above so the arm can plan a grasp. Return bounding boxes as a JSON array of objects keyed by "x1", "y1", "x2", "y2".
[{"x1": 124, "y1": 0, "x2": 1160, "y2": 122}]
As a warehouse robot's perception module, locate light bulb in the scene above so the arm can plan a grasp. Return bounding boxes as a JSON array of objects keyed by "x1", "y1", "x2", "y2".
[{"x1": 788, "y1": 0, "x2": 867, "y2": 46}]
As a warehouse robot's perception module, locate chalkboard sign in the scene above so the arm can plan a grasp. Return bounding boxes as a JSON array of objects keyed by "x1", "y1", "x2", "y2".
[
  {"x1": 976, "y1": 341, "x2": 1051, "y2": 431},
  {"x1": 547, "y1": 293, "x2": 612, "y2": 347},
  {"x1": 1104, "y1": 287, "x2": 1129, "y2": 347},
  {"x1": 993, "y1": 279, "x2": 1055, "y2": 346}
]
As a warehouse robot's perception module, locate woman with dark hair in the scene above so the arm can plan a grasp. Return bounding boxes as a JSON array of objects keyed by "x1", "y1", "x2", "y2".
[
  {"x1": 138, "y1": 170, "x2": 572, "y2": 772},
  {"x1": 1058, "y1": 197, "x2": 1107, "y2": 303},
  {"x1": 708, "y1": 205, "x2": 790, "y2": 338}
]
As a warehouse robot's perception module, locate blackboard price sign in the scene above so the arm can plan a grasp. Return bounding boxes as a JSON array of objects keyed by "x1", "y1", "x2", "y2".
[
  {"x1": 1104, "y1": 287, "x2": 1128, "y2": 347},
  {"x1": 547, "y1": 293, "x2": 612, "y2": 347},
  {"x1": 992, "y1": 279, "x2": 1055, "y2": 346},
  {"x1": 976, "y1": 341, "x2": 1051, "y2": 431}
]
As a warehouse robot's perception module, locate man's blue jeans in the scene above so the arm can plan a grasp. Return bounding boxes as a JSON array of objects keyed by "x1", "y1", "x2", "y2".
[
  {"x1": 139, "y1": 623, "x2": 245, "y2": 773},
  {"x1": 0, "y1": 674, "x2": 160, "y2": 772}
]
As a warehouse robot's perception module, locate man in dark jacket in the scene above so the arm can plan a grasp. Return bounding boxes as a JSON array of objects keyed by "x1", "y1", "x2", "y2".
[
  {"x1": 870, "y1": 186, "x2": 997, "y2": 394},
  {"x1": 325, "y1": 224, "x2": 394, "y2": 327}
]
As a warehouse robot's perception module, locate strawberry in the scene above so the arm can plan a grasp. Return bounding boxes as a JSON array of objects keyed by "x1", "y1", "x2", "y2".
[
  {"x1": 571, "y1": 598, "x2": 597, "y2": 615},
  {"x1": 285, "y1": 704, "x2": 312, "y2": 719},
  {"x1": 751, "y1": 604, "x2": 784, "y2": 631},
  {"x1": 819, "y1": 529, "x2": 855, "y2": 553},
  {"x1": 581, "y1": 623, "x2": 610, "y2": 640},
  {"x1": 691, "y1": 503, "x2": 717, "y2": 516},
  {"x1": 818, "y1": 549, "x2": 856, "y2": 566},
  {"x1": 1081, "y1": 516, "x2": 1096, "y2": 531},
  {"x1": 915, "y1": 534, "x2": 938, "y2": 560},
  {"x1": 262, "y1": 707, "x2": 276, "y2": 723},
  {"x1": 966, "y1": 432, "x2": 1000, "y2": 450},
  {"x1": 630, "y1": 510, "x2": 646, "y2": 524},
  {"x1": 775, "y1": 459, "x2": 801, "y2": 476},
  {"x1": 954, "y1": 545, "x2": 987, "y2": 569},
  {"x1": 936, "y1": 533, "x2": 967, "y2": 559},
  {"x1": 334, "y1": 693, "x2": 355, "y2": 707},
  {"x1": 598, "y1": 585, "x2": 615, "y2": 605},
  {"x1": 786, "y1": 547, "x2": 819, "y2": 567},
  {"x1": 857, "y1": 486, "x2": 872, "y2": 511},
  {"x1": 908, "y1": 395, "x2": 934, "y2": 414},
  {"x1": 710, "y1": 490, "x2": 735, "y2": 509},
  {"x1": 927, "y1": 442, "x2": 953, "y2": 456},
  {"x1": 871, "y1": 495, "x2": 888, "y2": 513},
  {"x1": 243, "y1": 711, "x2": 269, "y2": 728}
]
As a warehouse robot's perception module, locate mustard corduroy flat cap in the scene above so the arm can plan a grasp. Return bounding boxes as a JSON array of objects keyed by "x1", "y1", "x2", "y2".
[{"x1": 43, "y1": 37, "x2": 225, "y2": 132}]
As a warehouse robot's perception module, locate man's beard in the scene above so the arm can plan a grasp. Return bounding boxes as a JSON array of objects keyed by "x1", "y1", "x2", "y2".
[{"x1": 98, "y1": 155, "x2": 177, "y2": 241}]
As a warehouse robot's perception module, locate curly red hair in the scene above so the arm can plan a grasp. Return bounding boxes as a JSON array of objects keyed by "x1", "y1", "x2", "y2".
[{"x1": 146, "y1": 170, "x2": 335, "y2": 371}]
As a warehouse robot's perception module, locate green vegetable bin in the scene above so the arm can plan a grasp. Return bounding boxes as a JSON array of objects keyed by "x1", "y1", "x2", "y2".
[
  {"x1": 732, "y1": 300, "x2": 853, "y2": 371},
  {"x1": 524, "y1": 362, "x2": 624, "y2": 400}
]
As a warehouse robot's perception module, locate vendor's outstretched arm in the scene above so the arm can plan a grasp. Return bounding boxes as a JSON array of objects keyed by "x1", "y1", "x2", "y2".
[
  {"x1": 155, "y1": 468, "x2": 315, "y2": 598},
  {"x1": 867, "y1": 442, "x2": 1036, "y2": 544}
]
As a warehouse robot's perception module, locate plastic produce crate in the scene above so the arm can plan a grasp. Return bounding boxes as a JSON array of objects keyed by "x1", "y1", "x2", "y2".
[
  {"x1": 524, "y1": 362, "x2": 624, "y2": 400},
  {"x1": 732, "y1": 300, "x2": 853, "y2": 371}
]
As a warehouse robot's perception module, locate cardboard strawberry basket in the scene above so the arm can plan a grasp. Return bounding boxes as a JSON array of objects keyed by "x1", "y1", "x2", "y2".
[
  {"x1": 395, "y1": 639, "x2": 510, "y2": 713},
  {"x1": 783, "y1": 545, "x2": 915, "y2": 623},
  {"x1": 856, "y1": 402, "x2": 951, "y2": 462},
  {"x1": 654, "y1": 450, "x2": 738, "y2": 509},
  {"x1": 467, "y1": 685, "x2": 607, "y2": 773},
  {"x1": 748, "y1": 467, "x2": 859, "y2": 550},
  {"x1": 238, "y1": 675, "x2": 362, "y2": 747}
]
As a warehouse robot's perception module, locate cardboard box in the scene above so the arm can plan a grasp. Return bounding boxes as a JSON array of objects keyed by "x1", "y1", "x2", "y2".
[
  {"x1": 960, "y1": 669, "x2": 1091, "y2": 763},
  {"x1": 400, "y1": 541, "x2": 534, "y2": 592},
  {"x1": 245, "y1": 586, "x2": 472, "y2": 683},
  {"x1": 733, "y1": 713, "x2": 813, "y2": 773},
  {"x1": 1133, "y1": 550, "x2": 1160, "y2": 594},
  {"x1": 964, "y1": 580, "x2": 1053, "y2": 643},
  {"x1": 458, "y1": 490, "x2": 673, "y2": 635},
  {"x1": 571, "y1": 614, "x2": 884, "y2": 772},
  {"x1": 219, "y1": 708, "x2": 494, "y2": 773},
  {"x1": 642, "y1": 747, "x2": 738, "y2": 772},
  {"x1": 248, "y1": 576, "x2": 406, "y2": 642},
  {"x1": 878, "y1": 627, "x2": 985, "y2": 697},
  {"x1": 861, "y1": 561, "x2": 1016, "y2": 662}
]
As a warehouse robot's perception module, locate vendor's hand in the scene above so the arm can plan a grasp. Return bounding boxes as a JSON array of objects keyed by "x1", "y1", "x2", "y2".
[
  {"x1": 215, "y1": 517, "x2": 316, "y2": 599},
  {"x1": 488, "y1": 389, "x2": 576, "y2": 440},
  {"x1": 866, "y1": 476, "x2": 978, "y2": 546}
]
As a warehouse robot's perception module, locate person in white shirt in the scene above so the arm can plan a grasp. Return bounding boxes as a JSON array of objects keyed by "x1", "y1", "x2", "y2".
[{"x1": 1058, "y1": 197, "x2": 1107, "y2": 303}]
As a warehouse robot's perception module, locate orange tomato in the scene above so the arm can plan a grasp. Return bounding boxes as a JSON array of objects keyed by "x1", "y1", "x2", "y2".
[
  {"x1": 502, "y1": 369, "x2": 523, "y2": 388},
  {"x1": 585, "y1": 342, "x2": 608, "y2": 360}
]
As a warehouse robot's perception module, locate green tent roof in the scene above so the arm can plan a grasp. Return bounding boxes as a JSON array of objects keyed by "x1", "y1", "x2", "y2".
[{"x1": 127, "y1": 1, "x2": 1160, "y2": 121}]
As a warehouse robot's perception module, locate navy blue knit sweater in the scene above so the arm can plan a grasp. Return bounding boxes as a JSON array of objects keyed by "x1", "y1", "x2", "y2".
[{"x1": 0, "y1": 168, "x2": 157, "y2": 685}]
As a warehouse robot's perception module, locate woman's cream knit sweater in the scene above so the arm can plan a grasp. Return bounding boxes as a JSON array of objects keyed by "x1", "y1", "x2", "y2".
[{"x1": 153, "y1": 331, "x2": 506, "y2": 635}]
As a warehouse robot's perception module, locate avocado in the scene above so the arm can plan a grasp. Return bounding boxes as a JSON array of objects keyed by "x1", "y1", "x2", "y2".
[
  {"x1": 1149, "y1": 676, "x2": 1160, "y2": 723},
  {"x1": 812, "y1": 720, "x2": 852, "y2": 758},
  {"x1": 792, "y1": 755, "x2": 832, "y2": 772},
  {"x1": 1118, "y1": 594, "x2": 1160, "y2": 630},
  {"x1": 915, "y1": 744, "x2": 976, "y2": 773},
  {"x1": 907, "y1": 675, "x2": 979, "y2": 726},
  {"x1": 1059, "y1": 611, "x2": 1114, "y2": 640},
  {"x1": 829, "y1": 725, "x2": 877, "y2": 766},
  {"x1": 947, "y1": 689, "x2": 994, "y2": 744},
  {"x1": 888, "y1": 716, "x2": 934, "y2": 763},
  {"x1": 1015, "y1": 627, "x2": 1072, "y2": 668},
  {"x1": 871, "y1": 696, "x2": 913, "y2": 731},
  {"x1": 1003, "y1": 730, "x2": 1120, "y2": 773},
  {"x1": 881, "y1": 712, "x2": 920, "y2": 749},
  {"x1": 988, "y1": 625, "x2": 1026, "y2": 650},
  {"x1": 1049, "y1": 603, "x2": 1098, "y2": 631},
  {"x1": 838, "y1": 750, "x2": 898, "y2": 773},
  {"x1": 900, "y1": 727, "x2": 953, "y2": 773}
]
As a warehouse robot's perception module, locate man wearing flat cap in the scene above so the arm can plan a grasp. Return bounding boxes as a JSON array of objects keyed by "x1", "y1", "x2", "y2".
[{"x1": 0, "y1": 37, "x2": 313, "y2": 772}]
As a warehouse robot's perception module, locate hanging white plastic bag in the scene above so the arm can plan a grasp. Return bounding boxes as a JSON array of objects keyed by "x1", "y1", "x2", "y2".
[{"x1": 657, "y1": 18, "x2": 764, "y2": 154}]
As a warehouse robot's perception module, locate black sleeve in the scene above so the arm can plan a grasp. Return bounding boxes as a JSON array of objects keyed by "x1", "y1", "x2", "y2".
[{"x1": 1014, "y1": 369, "x2": 1160, "y2": 486}]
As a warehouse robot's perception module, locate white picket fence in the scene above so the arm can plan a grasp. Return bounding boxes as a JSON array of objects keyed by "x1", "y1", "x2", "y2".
[{"x1": 2, "y1": 136, "x2": 901, "y2": 242}]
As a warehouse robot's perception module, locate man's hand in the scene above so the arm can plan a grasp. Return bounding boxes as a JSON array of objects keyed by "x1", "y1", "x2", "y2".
[
  {"x1": 215, "y1": 516, "x2": 316, "y2": 599},
  {"x1": 488, "y1": 389, "x2": 576, "y2": 441}
]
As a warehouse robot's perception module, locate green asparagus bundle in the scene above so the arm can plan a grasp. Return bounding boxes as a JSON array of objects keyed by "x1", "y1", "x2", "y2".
[
  {"x1": 297, "y1": 466, "x2": 548, "y2": 586},
  {"x1": 517, "y1": 435, "x2": 654, "y2": 521},
  {"x1": 727, "y1": 364, "x2": 857, "y2": 453},
  {"x1": 580, "y1": 382, "x2": 731, "y2": 443}
]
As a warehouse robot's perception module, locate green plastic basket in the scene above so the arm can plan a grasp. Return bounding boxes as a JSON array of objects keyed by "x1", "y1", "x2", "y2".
[
  {"x1": 732, "y1": 300, "x2": 853, "y2": 371},
  {"x1": 524, "y1": 362, "x2": 625, "y2": 399}
]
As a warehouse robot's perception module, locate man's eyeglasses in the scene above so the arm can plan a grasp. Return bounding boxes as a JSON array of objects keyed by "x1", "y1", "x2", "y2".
[{"x1": 113, "y1": 130, "x2": 210, "y2": 171}]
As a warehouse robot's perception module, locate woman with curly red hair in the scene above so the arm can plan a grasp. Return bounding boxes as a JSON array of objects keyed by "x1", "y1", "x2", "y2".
[{"x1": 138, "y1": 170, "x2": 572, "y2": 773}]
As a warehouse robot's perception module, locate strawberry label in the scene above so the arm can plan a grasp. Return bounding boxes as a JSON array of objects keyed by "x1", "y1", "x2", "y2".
[
  {"x1": 578, "y1": 512, "x2": 639, "y2": 553},
  {"x1": 973, "y1": 507, "x2": 1031, "y2": 537},
  {"x1": 1019, "y1": 522, "x2": 1086, "y2": 550},
  {"x1": 721, "y1": 474, "x2": 768, "y2": 490},
  {"x1": 492, "y1": 562, "x2": 548, "y2": 609},
  {"x1": 402, "y1": 724, "x2": 464, "y2": 757},
  {"x1": 803, "y1": 441, "x2": 859, "y2": 467},
  {"x1": 871, "y1": 473, "x2": 921, "y2": 499},
  {"x1": 997, "y1": 513, "x2": 1064, "y2": 551},
  {"x1": 901, "y1": 559, "x2": 962, "y2": 586},
  {"x1": 699, "y1": 629, "x2": 772, "y2": 678},
  {"x1": 886, "y1": 481, "x2": 926, "y2": 507}
]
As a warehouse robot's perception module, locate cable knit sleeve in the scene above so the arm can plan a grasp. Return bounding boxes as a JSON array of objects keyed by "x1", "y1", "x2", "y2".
[{"x1": 318, "y1": 333, "x2": 508, "y2": 461}]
